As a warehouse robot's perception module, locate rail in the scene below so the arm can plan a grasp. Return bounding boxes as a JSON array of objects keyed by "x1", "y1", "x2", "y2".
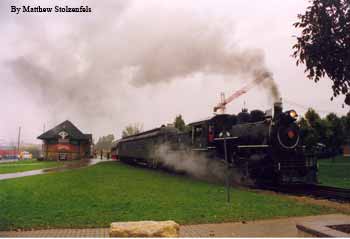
[{"x1": 258, "y1": 184, "x2": 350, "y2": 202}]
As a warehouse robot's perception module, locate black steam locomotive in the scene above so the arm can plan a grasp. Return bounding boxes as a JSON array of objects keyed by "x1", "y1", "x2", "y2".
[{"x1": 112, "y1": 102, "x2": 317, "y2": 185}]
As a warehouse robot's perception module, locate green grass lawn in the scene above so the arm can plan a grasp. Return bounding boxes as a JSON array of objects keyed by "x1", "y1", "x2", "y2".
[
  {"x1": 318, "y1": 156, "x2": 350, "y2": 189},
  {"x1": 0, "y1": 160, "x2": 63, "y2": 174},
  {"x1": 0, "y1": 162, "x2": 336, "y2": 231}
]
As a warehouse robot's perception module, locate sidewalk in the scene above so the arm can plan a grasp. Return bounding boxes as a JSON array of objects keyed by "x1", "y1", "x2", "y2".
[
  {"x1": 0, "y1": 214, "x2": 348, "y2": 237},
  {"x1": 180, "y1": 214, "x2": 350, "y2": 237},
  {"x1": 0, "y1": 158, "x2": 111, "y2": 181}
]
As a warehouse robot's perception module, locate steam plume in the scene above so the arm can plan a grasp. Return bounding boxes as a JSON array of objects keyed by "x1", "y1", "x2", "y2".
[
  {"x1": 153, "y1": 144, "x2": 228, "y2": 182},
  {"x1": 153, "y1": 144, "x2": 255, "y2": 185},
  {"x1": 4, "y1": 0, "x2": 280, "y2": 134}
]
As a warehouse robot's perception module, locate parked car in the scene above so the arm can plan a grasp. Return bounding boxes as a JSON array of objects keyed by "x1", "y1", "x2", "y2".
[
  {"x1": 3, "y1": 155, "x2": 19, "y2": 160},
  {"x1": 19, "y1": 151, "x2": 32, "y2": 160}
]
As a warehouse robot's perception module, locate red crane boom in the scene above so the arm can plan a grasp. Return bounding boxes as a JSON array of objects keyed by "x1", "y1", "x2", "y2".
[{"x1": 213, "y1": 78, "x2": 265, "y2": 113}]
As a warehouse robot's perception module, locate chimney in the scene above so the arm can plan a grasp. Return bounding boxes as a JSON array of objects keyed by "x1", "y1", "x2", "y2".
[{"x1": 273, "y1": 98, "x2": 283, "y2": 120}]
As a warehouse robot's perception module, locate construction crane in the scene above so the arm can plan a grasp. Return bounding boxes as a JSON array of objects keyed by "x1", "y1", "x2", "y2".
[{"x1": 213, "y1": 78, "x2": 265, "y2": 114}]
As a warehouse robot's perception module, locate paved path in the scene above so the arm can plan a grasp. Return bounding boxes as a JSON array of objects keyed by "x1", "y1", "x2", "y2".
[
  {"x1": 0, "y1": 168, "x2": 47, "y2": 180},
  {"x1": 0, "y1": 214, "x2": 348, "y2": 237},
  {"x1": 180, "y1": 214, "x2": 350, "y2": 237},
  {"x1": 0, "y1": 158, "x2": 112, "y2": 181},
  {"x1": 0, "y1": 159, "x2": 19, "y2": 164}
]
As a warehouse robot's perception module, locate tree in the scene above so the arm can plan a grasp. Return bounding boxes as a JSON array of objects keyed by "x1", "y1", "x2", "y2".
[
  {"x1": 174, "y1": 115, "x2": 186, "y2": 132},
  {"x1": 314, "y1": 117, "x2": 332, "y2": 146},
  {"x1": 304, "y1": 108, "x2": 321, "y2": 128},
  {"x1": 298, "y1": 116, "x2": 311, "y2": 146},
  {"x1": 298, "y1": 116, "x2": 319, "y2": 148},
  {"x1": 300, "y1": 108, "x2": 326, "y2": 148},
  {"x1": 341, "y1": 111, "x2": 350, "y2": 135},
  {"x1": 95, "y1": 134, "x2": 115, "y2": 151},
  {"x1": 293, "y1": 0, "x2": 350, "y2": 105},
  {"x1": 122, "y1": 123, "x2": 143, "y2": 138},
  {"x1": 325, "y1": 113, "x2": 344, "y2": 153},
  {"x1": 299, "y1": 108, "x2": 347, "y2": 156}
]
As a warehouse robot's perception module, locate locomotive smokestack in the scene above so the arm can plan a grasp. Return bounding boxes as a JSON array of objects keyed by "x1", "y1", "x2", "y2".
[{"x1": 273, "y1": 98, "x2": 283, "y2": 120}]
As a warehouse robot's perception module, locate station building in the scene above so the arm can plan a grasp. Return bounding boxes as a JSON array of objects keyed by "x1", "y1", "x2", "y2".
[{"x1": 38, "y1": 120, "x2": 93, "y2": 161}]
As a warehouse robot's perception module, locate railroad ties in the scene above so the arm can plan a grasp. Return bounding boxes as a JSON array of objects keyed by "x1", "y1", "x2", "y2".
[{"x1": 258, "y1": 184, "x2": 350, "y2": 202}]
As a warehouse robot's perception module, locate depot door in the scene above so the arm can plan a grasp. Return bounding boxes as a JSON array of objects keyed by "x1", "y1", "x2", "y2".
[{"x1": 59, "y1": 153, "x2": 68, "y2": 161}]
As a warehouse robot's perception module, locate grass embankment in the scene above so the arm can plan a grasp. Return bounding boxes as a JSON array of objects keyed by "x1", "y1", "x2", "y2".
[
  {"x1": 0, "y1": 162, "x2": 336, "y2": 231},
  {"x1": 318, "y1": 156, "x2": 350, "y2": 189},
  {"x1": 0, "y1": 160, "x2": 63, "y2": 174}
]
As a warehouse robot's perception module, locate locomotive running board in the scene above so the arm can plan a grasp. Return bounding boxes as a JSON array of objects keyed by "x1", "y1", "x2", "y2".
[
  {"x1": 213, "y1": 137, "x2": 239, "y2": 141},
  {"x1": 192, "y1": 146, "x2": 217, "y2": 151},
  {"x1": 237, "y1": 145, "x2": 270, "y2": 148},
  {"x1": 192, "y1": 148, "x2": 209, "y2": 151}
]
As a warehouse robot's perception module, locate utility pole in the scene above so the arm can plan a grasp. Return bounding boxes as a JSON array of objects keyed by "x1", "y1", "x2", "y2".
[
  {"x1": 223, "y1": 133, "x2": 230, "y2": 203},
  {"x1": 215, "y1": 131, "x2": 237, "y2": 203},
  {"x1": 42, "y1": 123, "x2": 46, "y2": 160},
  {"x1": 17, "y1": 126, "x2": 21, "y2": 159}
]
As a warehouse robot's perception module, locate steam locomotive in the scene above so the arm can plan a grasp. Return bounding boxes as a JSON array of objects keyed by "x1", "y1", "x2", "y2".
[{"x1": 112, "y1": 102, "x2": 317, "y2": 185}]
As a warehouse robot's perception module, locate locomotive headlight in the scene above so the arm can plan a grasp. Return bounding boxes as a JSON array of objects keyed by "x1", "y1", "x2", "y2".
[{"x1": 289, "y1": 110, "x2": 298, "y2": 119}]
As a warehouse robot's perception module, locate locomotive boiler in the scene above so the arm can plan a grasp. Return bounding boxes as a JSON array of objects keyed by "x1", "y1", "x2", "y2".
[{"x1": 112, "y1": 101, "x2": 317, "y2": 185}]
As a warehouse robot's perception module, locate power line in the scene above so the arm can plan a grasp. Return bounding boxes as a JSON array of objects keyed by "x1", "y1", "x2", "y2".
[
  {"x1": 284, "y1": 98, "x2": 348, "y2": 115},
  {"x1": 17, "y1": 127, "x2": 21, "y2": 155}
]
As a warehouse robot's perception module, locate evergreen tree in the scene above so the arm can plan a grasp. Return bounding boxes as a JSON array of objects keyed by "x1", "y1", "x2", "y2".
[{"x1": 174, "y1": 115, "x2": 186, "y2": 132}]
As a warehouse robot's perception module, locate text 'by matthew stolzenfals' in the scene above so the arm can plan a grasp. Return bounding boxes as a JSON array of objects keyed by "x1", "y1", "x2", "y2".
[{"x1": 11, "y1": 5, "x2": 92, "y2": 14}]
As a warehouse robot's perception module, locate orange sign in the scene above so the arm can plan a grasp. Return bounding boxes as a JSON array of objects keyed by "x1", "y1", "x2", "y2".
[{"x1": 56, "y1": 144, "x2": 72, "y2": 151}]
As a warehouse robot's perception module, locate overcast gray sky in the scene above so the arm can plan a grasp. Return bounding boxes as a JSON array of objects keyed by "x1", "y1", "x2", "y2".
[{"x1": 0, "y1": 0, "x2": 348, "y2": 145}]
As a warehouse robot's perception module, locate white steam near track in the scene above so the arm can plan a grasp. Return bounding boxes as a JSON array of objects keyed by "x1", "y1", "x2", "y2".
[
  {"x1": 153, "y1": 144, "x2": 228, "y2": 182},
  {"x1": 153, "y1": 144, "x2": 255, "y2": 185}
]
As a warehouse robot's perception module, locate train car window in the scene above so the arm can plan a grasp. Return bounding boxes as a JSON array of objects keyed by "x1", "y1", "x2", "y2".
[
  {"x1": 191, "y1": 125, "x2": 205, "y2": 147},
  {"x1": 194, "y1": 126, "x2": 203, "y2": 137},
  {"x1": 191, "y1": 127, "x2": 194, "y2": 144}
]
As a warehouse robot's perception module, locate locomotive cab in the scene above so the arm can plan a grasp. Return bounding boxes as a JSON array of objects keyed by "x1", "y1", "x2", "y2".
[{"x1": 189, "y1": 114, "x2": 234, "y2": 150}]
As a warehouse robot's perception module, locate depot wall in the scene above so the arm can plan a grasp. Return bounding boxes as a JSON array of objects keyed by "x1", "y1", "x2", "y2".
[{"x1": 43, "y1": 142, "x2": 91, "y2": 161}]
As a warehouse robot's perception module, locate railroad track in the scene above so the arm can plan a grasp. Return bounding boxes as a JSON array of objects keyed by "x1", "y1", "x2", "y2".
[{"x1": 258, "y1": 184, "x2": 350, "y2": 202}]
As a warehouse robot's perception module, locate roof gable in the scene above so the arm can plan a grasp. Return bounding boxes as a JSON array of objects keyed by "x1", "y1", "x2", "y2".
[{"x1": 37, "y1": 120, "x2": 90, "y2": 140}]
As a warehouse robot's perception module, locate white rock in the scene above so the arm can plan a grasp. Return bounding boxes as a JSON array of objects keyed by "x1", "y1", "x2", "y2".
[{"x1": 109, "y1": 220, "x2": 180, "y2": 237}]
